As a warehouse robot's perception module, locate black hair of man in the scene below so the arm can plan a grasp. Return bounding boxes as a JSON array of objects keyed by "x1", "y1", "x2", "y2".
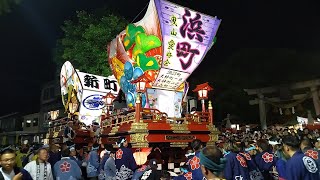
[
  {"x1": 191, "y1": 139, "x2": 202, "y2": 151},
  {"x1": 257, "y1": 139, "x2": 270, "y2": 152},
  {"x1": 62, "y1": 148, "x2": 71, "y2": 157},
  {"x1": 110, "y1": 148, "x2": 117, "y2": 154},
  {"x1": 301, "y1": 137, "x2": 313, "y2": 149},
  {"x1": 0, "y1": 148, "x2": 15, "y2": 156},
  {"x1": 38, "y1": 147, "x2": 48, "y2": 153},
  {"x1": 92, "y1": 143, "x2": 100, "y2": 148},
  {"x1": 282, "y1": 135, "x2": 300, "y2": 150}
]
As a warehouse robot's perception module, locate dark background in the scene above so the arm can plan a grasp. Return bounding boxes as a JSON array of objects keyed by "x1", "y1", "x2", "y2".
[{"x1": 0, "y1": 0, "x2": 319, "y2": 117}]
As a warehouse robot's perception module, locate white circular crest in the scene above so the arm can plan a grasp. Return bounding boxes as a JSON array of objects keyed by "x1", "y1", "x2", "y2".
[{"x1": 303, "y1": 156, "x2": 318, "y2": 173}]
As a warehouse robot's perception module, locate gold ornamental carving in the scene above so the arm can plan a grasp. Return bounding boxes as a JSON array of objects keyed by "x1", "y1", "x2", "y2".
[
  {"x1": 170, "y1": 124, "x2": 190, "y2": 133},
  {"x1": 130, "y1": 133, "x2": 149, "y2": 148},
  {"x1": 129, "y1": 122, "x2": 148, "y2": 133},
  {"x1": 53, "y1": 132, "x2": 59, "y2": 138},
  {"x1": 108, "y1": 126, "x2": 120, "y2": 135},
  {"x1": 206, "y1": 133, "x2": 219, "y2": 147},
  {"x1": 170, "y1": 142, "x2": 188, "y2": 148},
  {"x1": 206, "y1": 124, "x2": 219, "y2": 132}
]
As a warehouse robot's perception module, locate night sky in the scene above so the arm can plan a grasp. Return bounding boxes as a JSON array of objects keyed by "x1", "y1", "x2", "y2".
[{"x1": 0, "y1": 0, "x2": 319, "y2": 116}]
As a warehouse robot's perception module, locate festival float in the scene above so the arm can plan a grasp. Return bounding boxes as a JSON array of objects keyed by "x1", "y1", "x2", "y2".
[
  {"x1": 47, "y1": 0, "x2": 222, "y2": 155},
  {"x1": 102, "y1": 0, "x2": 221, "y2": 148}
]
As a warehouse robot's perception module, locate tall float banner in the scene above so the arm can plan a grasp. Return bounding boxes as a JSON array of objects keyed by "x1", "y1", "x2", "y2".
[
  {"x1": 107, "y1": 0, "x2": 221, "y2": 117},
  {"x1": 60, "y1": 61, "x2": 120, "y2": 125}
]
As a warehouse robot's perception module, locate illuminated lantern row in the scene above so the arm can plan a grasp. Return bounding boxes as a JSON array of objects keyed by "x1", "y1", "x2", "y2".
[{"x1": 107, "y1": 0, "x2": 221, "y2": 117}]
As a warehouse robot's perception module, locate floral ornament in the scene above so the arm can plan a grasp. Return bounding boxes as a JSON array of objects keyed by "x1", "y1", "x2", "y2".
[
  {"x1": 60, "y1": 161, "x2": 71, "y2": 173},
  {"x1": 305, "y1": 150, "x2": 319, "y2": 160},
  {"x1": 240, "y1": 152, "x2": 252, "y2": 160},
  {"x1": 189, "y1": 156, "x2": 200, "y2": 170},
  {"x1": 184, "y1": 172, "x2": 192, "y2": 180},
  {"x1": 262, "y1": 152, "x2": 274, "y2": 163},
  {"x1": 236, "y1": 154, "x2": 247, "y2": 167},
  {"x1": 116, "y1": 149, "x2": 123, "y2": 159}
]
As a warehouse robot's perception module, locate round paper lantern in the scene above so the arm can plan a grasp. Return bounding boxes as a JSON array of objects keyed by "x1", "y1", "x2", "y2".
[{"x1": 133, "y1": 152, "x2": 148, "y2": 166}]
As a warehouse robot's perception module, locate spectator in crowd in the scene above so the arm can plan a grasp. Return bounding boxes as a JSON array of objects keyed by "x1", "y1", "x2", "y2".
[
  {"x1": 87, "y1": 143, "x2": 100, "y2": 180},
  {"x1": 24, "y1": 147, "x2": 54, "y2": 180},
  {"x1": 104, "y1": 148, "x2": 117, "y2": 180},
  {"x1": 0, "y1": 148, "x2": 32, "y2": 180}
]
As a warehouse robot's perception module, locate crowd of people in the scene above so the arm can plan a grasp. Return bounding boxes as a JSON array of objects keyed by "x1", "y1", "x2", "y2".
[{"x1": 1, "y1": 125, "x2": 320, "y2": 179}]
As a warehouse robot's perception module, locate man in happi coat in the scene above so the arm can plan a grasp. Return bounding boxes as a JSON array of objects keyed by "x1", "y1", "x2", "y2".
[
  {"x1": 115, "y1": 137, "x2": 137, "y2": 180},
  {"x1": 54, "y1": 148, "x2": 82, "y2": 180},
  {"x1": 301, "y1": 137, "x2": 320, "y2": 166},
  {"x1": 188, "y1": 139, "x2": 204, "y2": 180},
  {"x1": 240, "y1": 146, "x2": 263, "y2": 180},
  {"x1": 86, "y1": 143, "x2": 100, "y2": 180},
  {"x1": 104, "y1": 148, "x2": 117, "y2": 180},
  {"x1": 222, "y1": 141, "x2": 250, "y2": 180},
  {"x1": 254, "y1": 139, "x2": 277, "y2": 180},
  {"x1": 283, "y1": 135, "x2": 319, "y2": 180}
]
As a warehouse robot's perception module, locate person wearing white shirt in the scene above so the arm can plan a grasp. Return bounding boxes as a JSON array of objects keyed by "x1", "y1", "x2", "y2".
[{"x1": 24, "y1": 148, "x2": 53, "y2": 180}]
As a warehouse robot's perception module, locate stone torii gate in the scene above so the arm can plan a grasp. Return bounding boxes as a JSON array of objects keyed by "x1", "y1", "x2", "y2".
[{"x1": 244, "y1": 79, "x2": 320, "y2": 129}]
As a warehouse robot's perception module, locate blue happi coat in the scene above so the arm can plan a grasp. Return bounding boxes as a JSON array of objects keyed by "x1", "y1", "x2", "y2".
[
  {"x1": 87, "y1": 149, "x2": 100, "y2": 178},
  {"x1": 187, "y1": 151, "x2": 204, "y2": 180},
  {"x1": 174, "y1": 172, "x2": 193, "y2": 180},
  {"x1": 254, "y1": 151, "x2": 277, "y2": 180},
  {"x1": 70, "y1": 156, "x2": 82, "y2": 168},
  {"x1": 223, "y1": 152, "x2": 250, "y2": 180},
  {"x1": 303, "y1": 148, "x2": 320, "y2": 167},
  {"x1": 275, "y1": 150, "x2": 287, "y2": 180},
  {"x1": 115, "y1": 147, "x2": 137, "y2": 179},
  {"x1": 239, "y1": 152, "x2": 263, "y2": 180},
  {"x1": 132, "y1": 165, "x2": 150, "y2": 180},
  {"x1": 54, "y1": 157, "x2": 82, "y2": 180},
  {"x1": 286, "y1": 151, "x2": 319, "y2": 180}
]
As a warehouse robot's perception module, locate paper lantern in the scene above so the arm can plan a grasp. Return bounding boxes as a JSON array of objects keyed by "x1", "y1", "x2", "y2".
[
  {"x1": 133, "y1": 152, "x2": 148, "y2": 165},
  {"x1": 168, "y1": 163, "x2": 174, "y2": 170},
  {"x1": 133, "y1": 148, "x2": 152, "y2": 165},
  {"x1": 157, "y1": 164, "x2": 162, "y2": 170}
]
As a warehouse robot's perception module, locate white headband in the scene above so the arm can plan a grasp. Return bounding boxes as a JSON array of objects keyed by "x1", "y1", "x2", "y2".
[
  {"x1": 116, "y1": 138, "x2": 126, "y2": 147},
  {"x1": 269, "y1": 140, "x2": 280, "y2": 145},
  {"x1": 185, "y1": 152, "x2": 195, "y2": 157}
]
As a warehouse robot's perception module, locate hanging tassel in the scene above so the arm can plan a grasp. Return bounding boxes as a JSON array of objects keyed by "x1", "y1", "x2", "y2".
[
  {"x1": 285, "y1": 108, "x2": 291, "y2": 115},
  {"x1": 292, "y1": 107, "x2": 295, "y2": 114},
  {"x1": 279, "y1": 108, "x2": 283, "y2": 115},
  {"x1": 297, "y1": 104, "x2": 303, "y2": 112}
]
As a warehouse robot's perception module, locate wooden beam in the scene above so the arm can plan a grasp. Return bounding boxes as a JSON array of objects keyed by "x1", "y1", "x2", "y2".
[
  {"x1": 244, "y1": 79, "x2": 320, "y2": 96},
  {"x1": 248, "y1": 94, "x2": 310, "y2": 105}
]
